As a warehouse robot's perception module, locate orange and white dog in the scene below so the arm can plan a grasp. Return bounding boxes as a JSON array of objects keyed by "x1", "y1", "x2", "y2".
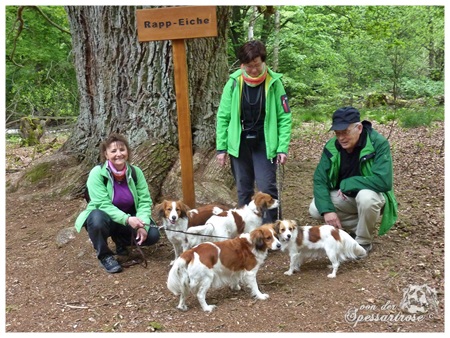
[
  {"x1": 167, "y1": 224, "x2": 281, "y2": 312},
  {"x1": 182, "y1": 192, "x2": 279, "y2": 251},
  {"x1": 273, "y1": 220, "x2": 367, "y2": 278},
  {"x1": 154, "y1": 200, "x2": 229, "y2": 264}
]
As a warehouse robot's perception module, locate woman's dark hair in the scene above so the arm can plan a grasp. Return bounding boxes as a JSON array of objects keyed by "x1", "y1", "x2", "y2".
[
  {"x1": 237, "y1": 40, "x2": 267, "y2": 64},
  {"x1": 100, "y1": 133, "x2": 132, "y2": 162}
]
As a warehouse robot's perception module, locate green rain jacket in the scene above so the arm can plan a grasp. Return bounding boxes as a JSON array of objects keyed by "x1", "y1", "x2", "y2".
[
  {"x1": 312, "y1": 121, "x2": 398, "y2": 235},
  {"x1": 216, "y1": 68, "x2": 292, "y2": 159},
  {"x1": 74, "y1": 162, "x2": 154, "y2": 233}
]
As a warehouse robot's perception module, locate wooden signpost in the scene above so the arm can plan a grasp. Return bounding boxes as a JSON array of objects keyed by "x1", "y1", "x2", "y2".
[{"x1": 136, "y1": 6, "x2": 218, "y2": 208}]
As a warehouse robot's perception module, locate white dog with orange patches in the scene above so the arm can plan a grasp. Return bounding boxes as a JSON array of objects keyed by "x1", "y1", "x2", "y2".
[
  {"x1": 273, "y1": 220, "x2": 367, "y2": 278},
  {"x1": 154, "y1": 200, "x2": 229, "y2": 264},
  {"x1": 167, "y1": 224, "x2": 281, "y2": 312},
  {"x1": 182, "y1": 192, "x2": 279, "y2": 251}
]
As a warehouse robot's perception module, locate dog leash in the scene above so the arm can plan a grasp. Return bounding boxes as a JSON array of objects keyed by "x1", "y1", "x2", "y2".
[
  {"x1": 277, "y1": 163, "x2": 284, "y2": 220},
  {"x1": 121, "y1": 227, "x2": 149, "y2": 268},
  {"x1": 159, "y1": 226, "x2": 232, "y2": 240}
]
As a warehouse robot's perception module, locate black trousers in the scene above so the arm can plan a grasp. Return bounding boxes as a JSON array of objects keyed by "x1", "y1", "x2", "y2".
[
  {"x1": 230, "y1": 132, "x2": 281, "y2": 223},
  {"x1": 85, "y1": 209, "x2": 160, "y2": 259}
]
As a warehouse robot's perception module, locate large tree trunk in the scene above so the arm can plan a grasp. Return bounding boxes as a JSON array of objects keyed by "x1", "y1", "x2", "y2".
[
  {"x1": 13, "y1": 6, "x2": 235, "y2": 204},
  {"x1": 63, "y1": 6, "x2": 230, "y2": 159}
]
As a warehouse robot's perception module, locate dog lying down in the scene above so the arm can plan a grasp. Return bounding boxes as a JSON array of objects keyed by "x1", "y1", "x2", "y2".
[
  {"x1": 167, "y1": 224, "x2": 281, "y2": 312},
  {"x1": 273, "y1": 220, "x2": 367, "y2": 278},
  {"x1": 182, "y1": 192, "x2": 279, "y2": 251}
]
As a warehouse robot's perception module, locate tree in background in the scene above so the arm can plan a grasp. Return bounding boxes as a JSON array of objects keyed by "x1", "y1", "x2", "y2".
[
  {"x1": 5, "y1": 6, "x2": 77, "y2": 127},
  {"x1": 6, "y1": 5, "x2": 444, "y2": 129},
  {"x1": 271, "y1": 6, "x2": 444, "y2": 107}
]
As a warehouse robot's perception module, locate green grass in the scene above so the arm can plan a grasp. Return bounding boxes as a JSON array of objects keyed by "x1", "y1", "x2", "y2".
[
  {"x1": 398, "y1": 107, "x2": 444, "y2": 128},
  {"x1": 5, "y1": 134, "x2": 22, "y2": 144}
]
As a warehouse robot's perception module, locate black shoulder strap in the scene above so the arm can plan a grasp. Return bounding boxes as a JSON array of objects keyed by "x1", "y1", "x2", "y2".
[
  {"x1": 130, "y1": 165, "x2": 138, "y2": 185},
  {"x1": 97, "y1": 164, "x2": 108, "y2": 186}
]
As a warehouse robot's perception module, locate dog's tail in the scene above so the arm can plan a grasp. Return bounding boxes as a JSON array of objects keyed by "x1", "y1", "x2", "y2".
[
  {"x1": 167, "y1": 256, "x2": 190, "y2": 296},
  {"x1": 339, "y1": 231, "x2": 367, "y2": 260}
]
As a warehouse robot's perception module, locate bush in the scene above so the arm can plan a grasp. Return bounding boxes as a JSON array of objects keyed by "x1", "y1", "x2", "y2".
[
  {"x1": 399, "y1": 108, "x2": 444, "y2": 128},
  {"x1": 400, "y1": 78, "x2": 444, "y2": 99}
]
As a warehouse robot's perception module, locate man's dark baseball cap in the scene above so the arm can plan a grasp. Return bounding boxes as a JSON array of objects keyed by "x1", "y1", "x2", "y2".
[{"x1": 330, "y1": 106, "x2": 361, "y2": 131}]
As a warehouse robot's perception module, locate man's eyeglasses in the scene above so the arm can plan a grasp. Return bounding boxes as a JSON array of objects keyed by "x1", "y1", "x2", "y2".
[{"x1": 335, "y1": 124, "x2": 360, "y2": 138}]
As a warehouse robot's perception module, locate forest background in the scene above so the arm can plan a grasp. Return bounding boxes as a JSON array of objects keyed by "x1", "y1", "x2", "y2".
[
  {"x1": 5, "y1": 5, "x2": 445, "y2": 134},
  {"x1": 3, "y1": 4, "x2": 446, "y2": 333}
]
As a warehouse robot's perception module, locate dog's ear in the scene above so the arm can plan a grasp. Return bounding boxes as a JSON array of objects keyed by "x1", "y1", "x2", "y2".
[
  {"x1": 255, "y1": 194, "x2": 269, "y2": 214},
  {"x1": 178, "y1": 201, "x2": 190, "y2": 218},
  {"x1": 252, "y1": 229, "x2": 266, "y2": 251},
  {"x1": 272, "y1": 220, "x2": 282, "y2": 234},
  {"x1": 153, "y1": 201, "x2": 166, "y2": 219}
]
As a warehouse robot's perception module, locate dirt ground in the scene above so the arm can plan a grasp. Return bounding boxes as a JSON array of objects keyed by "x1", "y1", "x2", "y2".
[{"x1": 4, "y1": 122, "x2": 445, "y2": 333}]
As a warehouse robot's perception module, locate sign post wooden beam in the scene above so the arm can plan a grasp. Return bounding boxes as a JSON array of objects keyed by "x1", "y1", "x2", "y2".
[
  {"x1": 172, "y1": 39, "x2": 195, "y2": 209},
  {"x1": 136, "y1": 6, "x2": 217, "y2": 208}
]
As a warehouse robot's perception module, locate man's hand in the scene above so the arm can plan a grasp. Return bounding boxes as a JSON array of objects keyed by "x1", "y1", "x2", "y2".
[
  {"x1": 323, "y1": 212, "x2": 342, "y2": 229},
  {"x1": 337, "y1": 189, "x2": 348, "y2": 201}
]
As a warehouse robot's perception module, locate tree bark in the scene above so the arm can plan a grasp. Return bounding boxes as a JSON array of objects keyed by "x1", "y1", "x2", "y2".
[{"x1": 272, "y1": 9, "x2": 280, "y2": 72}]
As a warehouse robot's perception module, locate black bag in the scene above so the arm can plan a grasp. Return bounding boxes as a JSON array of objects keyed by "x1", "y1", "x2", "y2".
[{"x1": 84, "y1": 164, "x2": 137, "y2": 203}]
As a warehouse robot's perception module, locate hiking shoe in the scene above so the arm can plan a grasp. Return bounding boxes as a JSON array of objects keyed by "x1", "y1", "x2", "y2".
[
  {"x1": 100, "y1": 255, "x2": 123, "y2": 273},
  {"x1": 115, "y1": 246, "x2": 129, "y2": 256},
  {"x1": 361, "y1": 243, "x2": 373, "y2": 254}
]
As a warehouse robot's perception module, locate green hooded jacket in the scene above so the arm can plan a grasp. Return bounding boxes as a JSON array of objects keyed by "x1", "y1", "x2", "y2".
[
  {"x1": 216, "y1": 68, "x2": 292, "y2": 159},
  {"x1": 74, "y1": 162, "x2": 154, "y2": 233},
  {"x1": 312, "y1": 121, "x2": 398, "y2": 235}
]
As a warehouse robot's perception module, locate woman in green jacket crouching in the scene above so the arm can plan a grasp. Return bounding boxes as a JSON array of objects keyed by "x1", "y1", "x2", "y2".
[{"x1": 75, "y1": 134, "x2": 159, "y2": 273}]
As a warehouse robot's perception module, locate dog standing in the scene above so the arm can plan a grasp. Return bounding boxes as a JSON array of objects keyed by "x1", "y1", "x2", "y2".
[
  {"x1": 273, "y1": 220, "x2": 367, "y2": 278},
  {"x1": 154, "y1": 200, "x2": 229, "y2": 264},
  {"x1": 167, "y1": 224, "x2": 281, "y2": 312},
  {"x1": 182, "y1": 192, "x2": 279, "y2": 251}
]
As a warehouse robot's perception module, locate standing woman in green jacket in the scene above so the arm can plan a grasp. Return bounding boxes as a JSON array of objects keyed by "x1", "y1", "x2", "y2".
[
  {"x1": 216, "y1": 40, "x2": 292, "y2": 223},
  {"x1": 74, "y1": 134, "x2": 159, "y2": 273},
  {"x1": 309, "y1": 107, "x2": 398, "y2": 253}
]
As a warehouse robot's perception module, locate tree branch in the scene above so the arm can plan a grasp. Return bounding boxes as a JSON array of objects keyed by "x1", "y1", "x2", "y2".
[
  {"x1": 31, "y1": 6, "x2": 71, "y2": 35},
  {"x1": 9, "y1": 6, "x2": 25, "y2": 68},
  {"x1": 8, "y1": 6, "x2": 71, "y2": 68}
]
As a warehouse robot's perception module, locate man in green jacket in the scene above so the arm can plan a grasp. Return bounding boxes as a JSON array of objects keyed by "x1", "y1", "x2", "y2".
[
  {"x1": 216, "y1": 40, "x2": 292, "y2": 223},
  {"x1": 309, "y1": 107, "x2": 398, "y2": 253}
]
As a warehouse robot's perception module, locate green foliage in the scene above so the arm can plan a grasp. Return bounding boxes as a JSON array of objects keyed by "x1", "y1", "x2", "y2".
[
  {"x1": 398, "y1": 107, "x2": 444, "y2": 128},
  {"x1": 400, "y1": 78, "x2": 444, "y2": 99},
  {"x1": 229, "y1": 5, "x2": 444, "y2": 114},
  {"x1": 5, "y1": 6, "x2": 78, "y2": 126},
  {"x1": 292, "y1": 106, "x2": 444, "y2": 131},
  {"x1": 5, "y1": 5, "x2": 445, "y2": 133},
  {"x1": 5, "y1": 134, "x2": 22, "y2": 144},
  {"x1": 148, "y1": 321, "x2": 164, "y2": 331}
]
